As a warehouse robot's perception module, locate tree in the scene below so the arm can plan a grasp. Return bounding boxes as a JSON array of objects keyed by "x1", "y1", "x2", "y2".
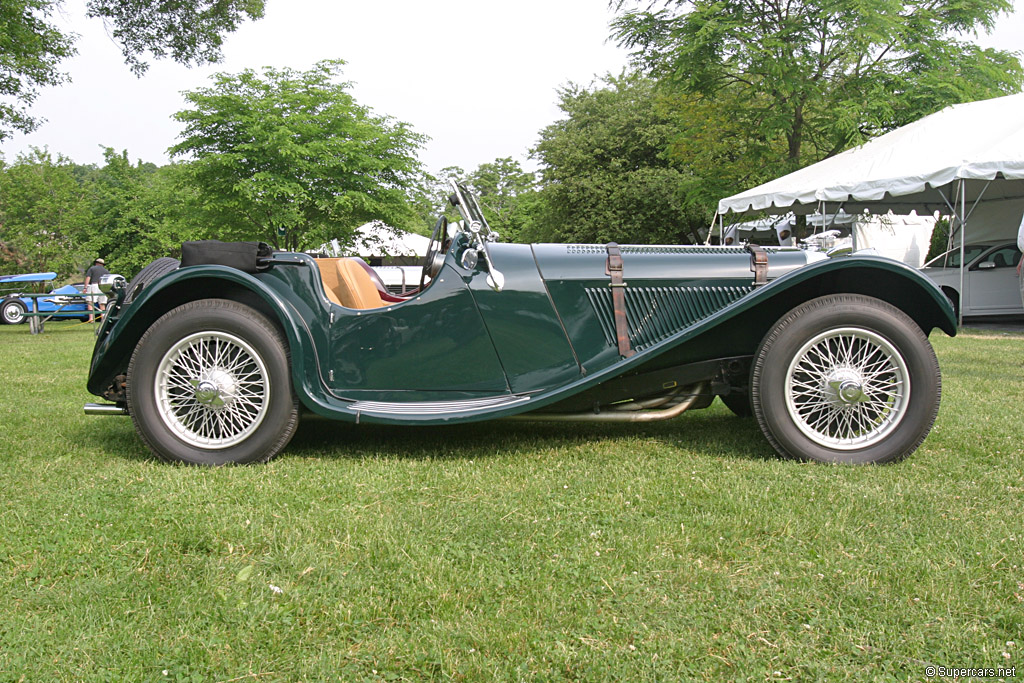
[
  {"x1": 611, "y1": 0, "x2": 1023, "y2": 176},
  {"x1": 406, "y1": 166, "x2": 467, "y2": 236},
  {"x1": 170, "y1": 60, "x2": 426, "y2": 251},
  {"x1": 0, "y1": 147, "x2": 91, "y2": 278},
  {"x1": 0, "y1": 0, "x2": 75, "y2": 139},
  {"x1": 86, "y1": 149, "x2": 201, "y2": 277},
  {"x1": 529, "y1": 75, "x2": 709, "y2": 245},
  {"x1": 0, "y1": 0, "x2": 265, "y2": 139},
  {"x1": 83, "y1": 0, "x2": 265, "y2": 76},
  {"x1": 466, "y1": 158, "x2": 537, "y2": 242}
]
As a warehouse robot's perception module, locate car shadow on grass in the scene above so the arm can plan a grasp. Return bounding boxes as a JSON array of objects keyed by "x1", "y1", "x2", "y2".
[
  {"x1": 71, "y1": 401, "x2": 776, "y2": 465},
  {"x1": 287, "y1": 404, "x2": 776, "y2": 464}
]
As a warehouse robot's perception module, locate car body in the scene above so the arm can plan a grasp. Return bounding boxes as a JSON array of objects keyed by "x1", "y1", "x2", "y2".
[
  {"x1": 2, "y1": 280, "x2": 90, "y2": 325},
  {"x1": 85, "y1": 183, "x2": 956, "y2": 466},
  {"x1": 920, "y1": 242, "x2": 1024, "y2": 318}
]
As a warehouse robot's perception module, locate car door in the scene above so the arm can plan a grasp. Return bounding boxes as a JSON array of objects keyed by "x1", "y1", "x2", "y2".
[
  {"x1": 326, "y1": 262, "x2": 510, "y2": 398},
  {"x1": 967, "y1": 245, "x2": 1023, "y2": 314}
]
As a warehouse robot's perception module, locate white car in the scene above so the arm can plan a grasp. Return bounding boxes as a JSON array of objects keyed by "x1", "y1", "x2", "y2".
[
  {"x1": 372, "y1": 265, "x2": 423, "y2": 296},
  {"x1": 920, "y1": 242, "x2": 1023, "y2": 318}
]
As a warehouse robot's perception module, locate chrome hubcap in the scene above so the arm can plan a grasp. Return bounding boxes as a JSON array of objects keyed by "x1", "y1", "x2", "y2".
[
  {"x1": 824, "y1": 368, "x2": 869, "y2": 405},
  {"x1": 3, "y1": 304, "x2": 22, "y2": 323},
  {"x1": 191, "y1": 369, "x2": 238, "y2": 408},
  {"x1": 154, "y1": 331, "x2": 270, "y2": 449},
  {"x1": 785, "y1": 327, "x2": 909, "y2": 450}
]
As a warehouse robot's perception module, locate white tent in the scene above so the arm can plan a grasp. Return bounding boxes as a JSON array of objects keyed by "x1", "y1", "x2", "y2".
[
  {"x1": 322, "y1": 221, "x2": 431, "y2": 259},
  {"x1": 715, "y1": 93, "x2": 1024, "y2": 322},
  {"x1": 851, "y1": 212, "x2": 936, "y2": 268},
  {"x1": 716, "y1": 92, "x2": 1024, "y2": 246}
]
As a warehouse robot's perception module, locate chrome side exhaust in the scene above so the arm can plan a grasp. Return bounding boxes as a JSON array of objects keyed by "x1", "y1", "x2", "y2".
[
  {"x1": 84, "y1": 403, "x2": 128, "y2": 416},
  {"x1": 505, "y1": 382, "x2": 709, "y2": 423}
]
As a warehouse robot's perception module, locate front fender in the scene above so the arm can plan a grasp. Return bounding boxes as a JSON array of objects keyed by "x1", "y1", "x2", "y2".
[
  {"x1": 751, "y1": 254, "x2": 957, "y2": 337},
  {"x1": 86, "y1": 265, "x2": 325, "y2": 407},
  {"x1": 613, "y1": 254, "x2": 957, "y2": 374}
]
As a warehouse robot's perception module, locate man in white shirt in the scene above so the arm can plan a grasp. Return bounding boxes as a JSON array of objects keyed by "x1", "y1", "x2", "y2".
[{"x1": 84, "y1": 257, "x2": 110, "y2": 323}]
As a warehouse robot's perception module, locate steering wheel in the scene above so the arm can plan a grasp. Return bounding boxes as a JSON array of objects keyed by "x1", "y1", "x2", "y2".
[{"x1": 420, "y1": 215, "x2": 448, "y2": 290}]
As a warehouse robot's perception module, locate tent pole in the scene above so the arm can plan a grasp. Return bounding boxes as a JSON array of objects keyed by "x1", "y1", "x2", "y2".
[
  {"x1": 962, "y1": 179, "x2": 992, "y2": 224},
  {"x1": 935, "y1": 186, "x2": 959, "y2": 250},
  {"x1": 959, "y1": 179, "x2": 966, "y2": 328},
  {"x1": 705, "y1": 213, "x2": 720, "y2": 246}
]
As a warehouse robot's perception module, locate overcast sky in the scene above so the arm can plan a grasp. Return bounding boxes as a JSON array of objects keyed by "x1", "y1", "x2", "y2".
[{"x1": 2, "y1": 0, "x2": 1022, "y2": 175}]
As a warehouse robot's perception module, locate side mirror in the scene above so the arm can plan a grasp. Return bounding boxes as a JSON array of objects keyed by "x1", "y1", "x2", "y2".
[{"x1": 977, "y1": 261, "x2": 996, "y2": 270}]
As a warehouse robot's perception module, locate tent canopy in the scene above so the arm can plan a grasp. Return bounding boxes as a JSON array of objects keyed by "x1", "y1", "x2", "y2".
[
  {"x1": 718, "y1": 93, "x2": 1024, "y2": 218},
  {"x1": 351, "y1": 221, "x2": 430, "y2": 258},
  {"x1": 322, "y1": 222, "x2": 431, "y2": 259}
]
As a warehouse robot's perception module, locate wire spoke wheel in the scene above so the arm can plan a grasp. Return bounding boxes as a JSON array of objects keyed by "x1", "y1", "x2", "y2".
[
  {"x1": 785, "y1": 327, "x2": 908, "y2": 450},
  {"x1": 752, "y1": 294, "x2": 941, "y2": 464},
  {"x1": 128, "y1": 299, "x2": 299, "y2": 465},
  {"x1": 155, "y1": 332, "x2": 270, "y2": 449}
]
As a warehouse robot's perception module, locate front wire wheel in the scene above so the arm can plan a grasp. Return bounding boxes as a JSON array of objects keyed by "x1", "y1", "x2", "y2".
[
  {"x1": 127, "y1": 299, "x2": 299, "y2": 465},
  {"x1": 752, "y1": 295, "x2": 940, "y2": 464}
]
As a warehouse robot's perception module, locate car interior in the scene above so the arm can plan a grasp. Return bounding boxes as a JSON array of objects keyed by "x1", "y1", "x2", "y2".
[{"x1": 314, "y1": 258, "x2": 386, "y2": 309}]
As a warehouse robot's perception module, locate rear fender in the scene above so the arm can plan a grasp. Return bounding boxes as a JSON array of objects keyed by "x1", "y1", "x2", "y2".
[{"x1": 86, "y1": 265, "x2": 325, "y2": 406}]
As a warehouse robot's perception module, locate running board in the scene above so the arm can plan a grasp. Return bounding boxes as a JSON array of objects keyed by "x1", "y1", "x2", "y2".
[{"x1": 349, "y1": 394, "x2": 530, "y2": 417}]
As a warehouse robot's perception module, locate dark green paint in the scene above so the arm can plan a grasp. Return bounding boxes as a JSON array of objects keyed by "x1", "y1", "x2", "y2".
[
  {"x1": 88, "y1": 241, "x2": 955, "y2": 427},
  {"x1": 325, "y1": 260, "x2": 508, "y2": 394},
  {"x1": 465, "y1": 243, "x2": 581, "y2": 393}
]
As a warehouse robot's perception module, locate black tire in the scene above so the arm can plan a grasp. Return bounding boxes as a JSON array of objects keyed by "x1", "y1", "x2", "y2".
[
  {"x1": 125, "y1": 257, "x2": 180, "y2": 305},
  {"x1": 2, "y1": 298, "x2": 27, "y2": 325},
  {"x1": 751, "y1": 294, "x2": 941, "y2": 465},
  {"x1": 719, "y1": 391, "x2": 752, "y2": 417},
  {"x1": 126, "y1": 299, "x2": 299, "y2": 465}
]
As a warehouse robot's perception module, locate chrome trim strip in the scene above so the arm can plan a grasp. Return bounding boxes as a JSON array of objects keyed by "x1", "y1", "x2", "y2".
[{"x1": 349, "y1": 395, "x2": 530, "y2": 416}]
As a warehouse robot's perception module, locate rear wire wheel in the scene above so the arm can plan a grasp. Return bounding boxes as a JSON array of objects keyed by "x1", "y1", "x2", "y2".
[
  {"x1": 127, "y1": 299, "x2": 298, "y2": 465},
  {"x1": 751, "y1": 294, "x2": 941, "y2": 464}
]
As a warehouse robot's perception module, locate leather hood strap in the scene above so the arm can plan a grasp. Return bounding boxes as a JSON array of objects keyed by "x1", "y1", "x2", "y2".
[
  {"x1": 606, "y1": 242, "x2": 635, "y2": 358},
  {"x1": 746, "y1": 244, "x2": 769, "y2": 287}
]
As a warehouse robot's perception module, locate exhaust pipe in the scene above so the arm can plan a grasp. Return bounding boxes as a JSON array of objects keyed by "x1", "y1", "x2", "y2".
[
  {"x1": 505, "y1": 382, "x2": 709, "y2": 423},
  {"x1": 84, "y1": 403, "x2": 128, "y2": 416}
]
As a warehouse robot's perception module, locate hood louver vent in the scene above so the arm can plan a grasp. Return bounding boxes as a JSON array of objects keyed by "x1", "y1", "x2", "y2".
[
  {"x1": 566, "y1": 245, "x2": 792, "y2": 256},
  {"x1": 585, "y1": 285, "x2": 752, "y2": 352},
  {"x1": 567, "y1": 245, "x2": 742, "y2": 256}
]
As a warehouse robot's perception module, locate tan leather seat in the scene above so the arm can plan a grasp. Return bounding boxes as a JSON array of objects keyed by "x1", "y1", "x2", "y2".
[
  {"x1": 314, "y1": 258, "x2": 385, "y2": 310},
  {"x1": 314, "y1": 259, "x2": 344, "y2": 306},
  {"x1": 335, "y1": 258, "x2": 384, "y2": 309}
]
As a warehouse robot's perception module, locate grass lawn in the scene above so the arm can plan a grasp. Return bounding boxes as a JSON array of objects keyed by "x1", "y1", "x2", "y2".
[{"x1": 0, "y1": 321, "x2": 1021, "y2": 682}]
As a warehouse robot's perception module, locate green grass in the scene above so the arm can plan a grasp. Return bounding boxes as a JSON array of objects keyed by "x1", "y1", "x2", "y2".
[{"x1": 1, "y1": 321, "x2": 1022, "y2": 682}]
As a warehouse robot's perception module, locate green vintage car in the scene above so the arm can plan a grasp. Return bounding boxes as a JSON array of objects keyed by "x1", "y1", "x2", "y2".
[{"x1": 85, "y1": 183, "x2": 956, "y2": 466}]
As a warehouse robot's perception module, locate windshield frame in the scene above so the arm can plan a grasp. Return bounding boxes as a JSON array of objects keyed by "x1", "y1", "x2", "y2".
[{"x1": 449, "y1": 181, "x2": 494, "y2": 240}]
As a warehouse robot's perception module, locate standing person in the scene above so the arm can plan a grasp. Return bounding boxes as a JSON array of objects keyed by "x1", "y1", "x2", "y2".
[
  {"x1": 84, "y1": 257, "x2": 110, "y2": 323},
  {"x1": 1018, "y1": 215, "x2": 1024, "y2": 308}
]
